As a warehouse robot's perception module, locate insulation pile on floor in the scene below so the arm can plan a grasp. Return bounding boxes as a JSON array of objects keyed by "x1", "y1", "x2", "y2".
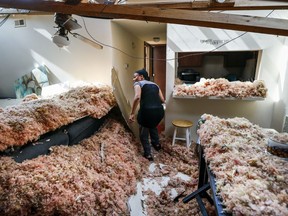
[
  {"x1": 198, "y1": 114, "x2": 288, "y2": 216},
  {"x1": 0, "y1": 116, "x2": 206, "y2": 215},
  {"x1": 134, "y1": 139, "x2": 210, "y2": 216}
]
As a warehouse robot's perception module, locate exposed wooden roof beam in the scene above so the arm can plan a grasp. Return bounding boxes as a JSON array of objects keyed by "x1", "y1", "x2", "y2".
[
  {"x1": 138, "y1": 3, "x2": 288, "y2": 11},
  {"x1": 126, "y1": 1, "x2": 288, "y2": 10},
  {"x1": 0, "y1": 0, "x2": 287, "y2": 36},
  {"x1": 122, "y1": 0, "x2": 288, "y2": 10},
  {"x1": 126, "y1": 1, "x2": 234, "y2": 10}
]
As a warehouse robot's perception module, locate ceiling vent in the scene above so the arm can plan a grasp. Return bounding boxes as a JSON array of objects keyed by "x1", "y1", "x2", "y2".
[{"x1": 15, "y1": 19, "x2": 26, "y2": 28}]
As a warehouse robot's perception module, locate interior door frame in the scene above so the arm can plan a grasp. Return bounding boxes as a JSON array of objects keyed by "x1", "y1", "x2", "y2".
[{"x1": 144, "y1": 42, "x2": 166, "y2": 98}]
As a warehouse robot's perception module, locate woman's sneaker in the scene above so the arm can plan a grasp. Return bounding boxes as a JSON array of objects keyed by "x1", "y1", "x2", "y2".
[
  {"x1": 144, "y1": 154, "x2": 154, "y2": 161},
  {"x1": 153, "y1": 144, "x2": 161, "y2": 151}
]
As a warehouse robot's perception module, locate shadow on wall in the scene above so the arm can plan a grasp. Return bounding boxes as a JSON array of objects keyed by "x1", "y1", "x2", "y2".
[
  {"x1": 271, "y1": 99, "x2": 286, "y2": 132},
  {"x1": 46, "y1": 66, "x2": 61, "y2": 85}
]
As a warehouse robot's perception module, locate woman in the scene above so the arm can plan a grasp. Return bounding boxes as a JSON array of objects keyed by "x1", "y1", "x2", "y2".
[{"x1": 129, "y1": 69, "x2": 165, "y2": 161}]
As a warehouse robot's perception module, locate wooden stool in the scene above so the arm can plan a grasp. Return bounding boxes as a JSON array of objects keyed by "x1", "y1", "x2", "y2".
[{"x1": 172, "y1": 119, "x2": 193, "y2": 148}]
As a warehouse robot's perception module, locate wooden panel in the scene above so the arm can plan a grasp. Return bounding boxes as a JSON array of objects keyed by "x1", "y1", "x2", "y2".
[
  {"x1": 224, "y1": 51, "x2": 256, "y2": 67},
  {"x1": 224, "y1": 53, "x2": 246, "y2": 67},
  {"x1": 152, "y1": 45, "x2": 166, "y2": 99},
  {"x1": 178, "y1": 52, "x2": 203, "y2": 67}
]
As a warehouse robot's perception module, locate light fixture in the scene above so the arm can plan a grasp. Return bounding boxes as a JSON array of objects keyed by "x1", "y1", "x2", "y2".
[
  {"x1": 215, "y1": 0, "x2": 225, "y2": 3},
  {"x1": 153, "y1": 37, "x2": 160, "y2": 43},
  {"x1": 52, "y1": 27, "x2": 70, "y2": 48}
]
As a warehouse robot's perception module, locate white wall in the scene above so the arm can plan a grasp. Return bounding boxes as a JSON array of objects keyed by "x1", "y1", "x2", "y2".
[
  {"x1": 110, "y1": 21, "x2": 145, "y2": 137},
  {"x1": 0, "y1": 14, "x2": 113, "y2": 98},
  {"x1": 111, "y1": 21, "x2": 144, "y2": 105},
  {"x1": 165, "y1": 22, "x2": 288, "y2": 140},
  {"x1": 267, "y1": 42, "x2": 288, "y2": 130},
  {"x1": 284, "y1": 38, "x2": 288, "y2": 119}
]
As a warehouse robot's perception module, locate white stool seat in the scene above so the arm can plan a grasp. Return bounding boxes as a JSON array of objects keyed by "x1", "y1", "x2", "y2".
[{"x1": 172, "y1": 119, "x2": 193, "y2": 148}]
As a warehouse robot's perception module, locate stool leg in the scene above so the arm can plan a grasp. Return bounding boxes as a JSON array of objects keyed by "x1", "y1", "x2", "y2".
[
  {"x1": 189, "y1": 127, "x2": 192, "y2": 148},
  {"x1": 186, "y1": 128, "x2": 190, "y2": 148},
  {"x1": 172, "y1": 127, "x2": 177, "y2": 146}
]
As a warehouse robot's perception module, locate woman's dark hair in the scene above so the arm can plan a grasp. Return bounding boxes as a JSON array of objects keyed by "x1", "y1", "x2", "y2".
[{"x1": 136, "y1": 69, "x2": 150, "y2": 81}]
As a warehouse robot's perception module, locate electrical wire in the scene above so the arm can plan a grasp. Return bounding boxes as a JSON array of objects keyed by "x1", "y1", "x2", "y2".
[
  {"x1": 81, "y1": 9, "x2": 275, "y2": 62},
  {"x1": 116, "y1": 0, "x2": 126, "y2": 4},
  {"x1": 166, "y1": 9, "x2": 275, "y2": 60},
  {"x1": 81, "y1": 16, "x2": 146, "y2": 59}
]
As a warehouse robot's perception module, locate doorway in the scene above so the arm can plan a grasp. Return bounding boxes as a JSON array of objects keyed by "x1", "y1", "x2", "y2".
[{"x1": 144, "y1": 42, "x2": 166, "y2": 99}]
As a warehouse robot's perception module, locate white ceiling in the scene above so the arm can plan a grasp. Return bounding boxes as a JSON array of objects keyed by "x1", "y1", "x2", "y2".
[{"x1": 113, "y1": 19, "x2": 167, "y2": 44}]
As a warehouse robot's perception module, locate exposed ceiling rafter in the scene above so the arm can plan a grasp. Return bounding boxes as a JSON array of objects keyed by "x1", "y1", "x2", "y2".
[
  {"x1": 0, "y1": 0, "x2": 287, "y2": 36},
  {"x1": 123, "y1": 0, "x2": 235, "y2": 10},
  {"x1": 133, "y1": 2, "x2": 288, "y2": 11},
  {"x1": 120, "y1": 0, "x2": 288, "y2": 10}
]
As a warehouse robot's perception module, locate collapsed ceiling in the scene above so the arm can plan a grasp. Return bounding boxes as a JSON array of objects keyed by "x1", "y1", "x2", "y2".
[{"x1": 0, "y1": 0, "x2": 288, "y2": 36}]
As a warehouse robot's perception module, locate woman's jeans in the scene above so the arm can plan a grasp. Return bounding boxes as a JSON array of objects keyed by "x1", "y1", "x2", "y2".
[{"x1": 139, "y1": 125, "x2": 159, "y2": 156}]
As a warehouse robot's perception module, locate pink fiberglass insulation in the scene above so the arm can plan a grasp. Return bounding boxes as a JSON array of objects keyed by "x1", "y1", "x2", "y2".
[
  {"x1": 0, "y1": 117, "x2": 203, "y2": 215},
  {"x1": 173, "y1": 78, "x2": 267, "y2": 98},
  {"x1": 198, "y1": 114, "x2": 288, "y2": 216},
  {"x1": 0, "y1": 84, "x2": 116, "y2": 151}
]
